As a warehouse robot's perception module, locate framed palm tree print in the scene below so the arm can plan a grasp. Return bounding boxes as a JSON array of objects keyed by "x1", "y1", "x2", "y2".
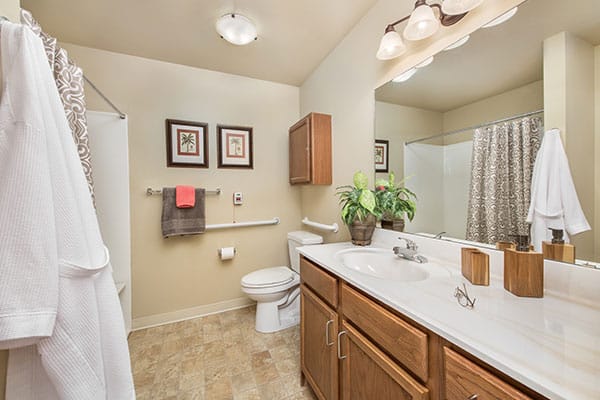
[
  {"x1": 217, "y1": 125, "x2": 253, "y2": 169},
  {"x1": 166, "y1": 119, "x2": 209, "y2": 168}
]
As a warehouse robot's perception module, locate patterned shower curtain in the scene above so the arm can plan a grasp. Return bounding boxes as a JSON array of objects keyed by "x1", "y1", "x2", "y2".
[
  {"x1": 465, "y1": 116, "x2": 543, "y2": 244},
  {"x1": 20, "y1": 9, "x2": 95, "y2": 201}
]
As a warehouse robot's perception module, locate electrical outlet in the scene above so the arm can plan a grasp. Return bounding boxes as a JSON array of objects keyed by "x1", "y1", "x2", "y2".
[{"x1": 233, "y1": 192, "x2": 243, "y2": 205}]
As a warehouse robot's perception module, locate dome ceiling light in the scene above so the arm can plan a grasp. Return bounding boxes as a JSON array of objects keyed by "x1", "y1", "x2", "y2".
[
  {"x1": 443, "y1": 34, "x2": 470, "y2": 51},
  {"x1": 392, "y1": 68, "x2": 418, "y2": 83},
  {"x1": 376, "y1": 0, "x2": 483, "y2": 61},
  {"x1": 482, "y1": 7, "x2": 518, "y2": 28},
  {"x1": 216, "y1": 13, "x2": 257, "y2": 46}
]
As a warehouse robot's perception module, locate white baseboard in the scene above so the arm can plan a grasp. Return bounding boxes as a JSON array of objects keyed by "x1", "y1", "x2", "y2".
[{"x1": 132, "y1": 297, "x2": 255, "y2": 331}]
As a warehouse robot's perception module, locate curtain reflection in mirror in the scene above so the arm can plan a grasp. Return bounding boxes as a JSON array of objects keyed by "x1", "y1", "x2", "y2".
[{"x1": 466, "y1": 116, "x2": 543, "y2": 243}]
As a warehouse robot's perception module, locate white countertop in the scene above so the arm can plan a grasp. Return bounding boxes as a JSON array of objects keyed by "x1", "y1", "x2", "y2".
[{"x1": 298, "y1": 232, "x2": 600, "y2": 400}]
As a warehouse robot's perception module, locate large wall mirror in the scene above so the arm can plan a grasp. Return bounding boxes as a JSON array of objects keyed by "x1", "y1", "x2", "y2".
[{"x1": 375, "y1": 0, "x2": 600, "y2": 268}]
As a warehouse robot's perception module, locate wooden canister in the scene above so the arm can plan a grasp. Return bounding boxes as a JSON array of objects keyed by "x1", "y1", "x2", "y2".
[
  {"x1": 503, "y1": 249, "x2": 544, "y2": 298},
  {"x1": 461, "y1": 248, "x2": 490, "y2": 286}
]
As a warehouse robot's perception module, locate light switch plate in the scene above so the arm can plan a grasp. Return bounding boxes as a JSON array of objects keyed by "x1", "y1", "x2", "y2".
[{"x1": 233, "y1": 192, "x2": 243, "y2": 205}]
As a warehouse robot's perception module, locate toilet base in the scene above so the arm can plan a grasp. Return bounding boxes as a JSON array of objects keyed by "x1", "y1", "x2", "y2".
[{"x1": 255, "y1": 290, "x2": 300, "y2": 333}]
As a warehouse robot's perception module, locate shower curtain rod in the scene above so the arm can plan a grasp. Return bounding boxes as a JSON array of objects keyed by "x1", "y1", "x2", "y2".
[
  {"x1": 0, "y1": 16, "x2": 126, "y2": 120},
  {"x1": 405, "y1": 109, "x2": 544, "y2": 146},
  {"x1": 82, "y1": 76, "x2": 126, "y2": 119}
]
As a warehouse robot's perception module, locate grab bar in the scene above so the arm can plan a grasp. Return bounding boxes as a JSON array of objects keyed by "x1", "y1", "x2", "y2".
[
  {"x1": 206, "y1": 217, "x2": 280, "y2": 231},
  {"x1": 302, "y1": 217, "x2": 339, "y2": 233}
]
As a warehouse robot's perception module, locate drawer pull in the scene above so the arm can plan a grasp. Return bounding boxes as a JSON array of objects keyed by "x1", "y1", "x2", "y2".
[
  {"x1": 325, "y1": 320, "x2": 334, "y2": 346},
  {"x1": 337, "y1": 331, "x2": 347, "y2": 360},
  {"x1": 467, "y1": 395, "x2": 478, "y2": 400}
]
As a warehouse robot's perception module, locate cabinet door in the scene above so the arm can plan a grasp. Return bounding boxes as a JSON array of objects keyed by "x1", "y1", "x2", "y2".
[
  {"x1": 340, "y1": 322, "x2": 429, "y2": 400},
  {"x1": 301, "y1": 285, "x2": 339, "y2": 400},
  {"x1": 289, "y1": 117, "x2": 311, "y2": 184},
  {"x1": 444, "y1": 347, "x2": 532, "y2": 400}
]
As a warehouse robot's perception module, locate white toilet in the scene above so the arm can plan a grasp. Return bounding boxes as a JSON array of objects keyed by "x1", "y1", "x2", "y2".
[{"x1": 241, "y1": 231, "x2": 323, "y2": 333}]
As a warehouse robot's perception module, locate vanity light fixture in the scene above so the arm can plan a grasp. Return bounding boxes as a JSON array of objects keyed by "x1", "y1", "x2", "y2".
[
  {"x1": 376, "y1": 26, "x2": 407, "y2": 60},
  {"x1": 443, "y1": 34, "x2": 470, "y2": 50},
  {"x1": 376, "y1": 0, "x2": 482, "y2": 60},
  {"x1": 415, "y1": 56, "x2": 434, "y2": 68},
  {"x1": 441, "y1": 0, "x2": 484, "y2": 16},
  {"x1": 403, "y1": 2, "x2": 440, "y2": 41},
  {"x1": 216, "y1": 13, "x2": 257, "y2": 45},
  {"x1": 392, "y1": 68, "x2": 418, "y2": 83},
  {"x1": 482, "y1": 7, "x2": 518, "y2": 28}
]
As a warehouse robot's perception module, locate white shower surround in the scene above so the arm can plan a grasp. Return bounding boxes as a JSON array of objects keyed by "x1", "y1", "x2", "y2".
[
  {"x1": 404, "y1": 140, "x2": 472, "y2": 239},
  {"x1": 87, "y1": 110, "x2": 132, "y2": 334}
]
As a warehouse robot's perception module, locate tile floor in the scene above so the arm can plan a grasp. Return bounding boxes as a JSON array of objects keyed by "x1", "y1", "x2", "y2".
[{"x1": 128, "y1": 306, "x2": 317, "y2": 400}]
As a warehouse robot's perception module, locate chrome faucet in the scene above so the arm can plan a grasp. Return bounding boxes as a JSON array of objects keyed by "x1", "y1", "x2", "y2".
[
  {"x1": 434, "y1": 231, "x2": 446, "y2": 239},
  {"x1": 393, "y1": 237, "x2": 428, "y2": 263}
]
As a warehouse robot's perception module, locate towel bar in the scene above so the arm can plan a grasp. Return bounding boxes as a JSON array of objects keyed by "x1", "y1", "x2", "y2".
[{"x1": 146, "y1": 187, "x2": 221, "y2": 196}]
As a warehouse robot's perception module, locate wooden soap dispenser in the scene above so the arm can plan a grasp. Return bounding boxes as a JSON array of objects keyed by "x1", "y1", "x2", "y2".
[
  {"x1": 503, "y1": 234, "x2": 544, "y2": 298},
  {"x1": 542, "y1": 228, "x2": 575, "y2": 264}
]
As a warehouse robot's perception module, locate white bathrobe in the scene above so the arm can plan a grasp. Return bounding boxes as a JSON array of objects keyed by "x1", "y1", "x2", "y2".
[
  {"x1": 526, "y1": 128, "x2": 591, "y2": 252},
  {"x1": 0, "y1": 22, "x2": 135, "y2": 399}
]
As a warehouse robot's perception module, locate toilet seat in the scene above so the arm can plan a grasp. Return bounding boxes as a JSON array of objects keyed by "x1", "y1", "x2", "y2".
[{"x1": 241, "y1": 266, "x2": 294, "y2": 289}]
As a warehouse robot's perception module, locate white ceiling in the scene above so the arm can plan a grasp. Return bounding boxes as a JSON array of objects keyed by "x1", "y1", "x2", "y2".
[
  {"x1": 21, "y1": 0, "x2": 378, "y2": 86},
  {"x1": 375, "y1": 0, "x2": 600, "y2": 112}
]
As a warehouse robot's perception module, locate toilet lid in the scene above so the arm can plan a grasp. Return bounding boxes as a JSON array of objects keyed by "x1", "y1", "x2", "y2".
[{"x1": 241, "y1": 266, "x2": 294, "y2": 288}]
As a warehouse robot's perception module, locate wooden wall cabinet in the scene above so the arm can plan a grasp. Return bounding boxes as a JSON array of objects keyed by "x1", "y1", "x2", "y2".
[
  {"x1": 299, "y1": 256, "x2": 546, "y2": 400},
  {"x1": 289, "y1": 112, "x2": 332, "y2": 185}
]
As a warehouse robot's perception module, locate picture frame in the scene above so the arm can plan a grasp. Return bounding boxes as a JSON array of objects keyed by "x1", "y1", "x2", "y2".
[
  {"x1": 217, "y1": 125, "x2": 253, "y2": 169},
  {"x1": 375, "y1": 139, "x2": 389, "y2": 173},
  {"x1": 166, "y1": 119, "x2": 209, "y2": 168}
]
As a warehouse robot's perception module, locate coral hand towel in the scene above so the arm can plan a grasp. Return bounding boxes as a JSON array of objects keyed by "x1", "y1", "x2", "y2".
[{"x1": 176, "y1": 185, "x2": 195, "y2": 208}]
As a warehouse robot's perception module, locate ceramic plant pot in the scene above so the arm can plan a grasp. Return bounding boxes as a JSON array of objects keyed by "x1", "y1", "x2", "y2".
[
  {"x1": 381, "y1": 218, "x2": 405, "y2": 232},
  {"x1": 348, "y1": 214, "x2": 377, "y2": 246}
]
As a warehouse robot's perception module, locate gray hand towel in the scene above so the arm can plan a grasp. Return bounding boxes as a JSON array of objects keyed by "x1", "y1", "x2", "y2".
[{"x1": 161, "y1": 188, "x2": 206, "y2": 238}]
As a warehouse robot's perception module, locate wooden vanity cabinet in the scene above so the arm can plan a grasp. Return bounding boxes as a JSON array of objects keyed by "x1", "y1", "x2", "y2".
[
  {"x1": 289, "y1": 112, "x2": 331, "y2": 185},
  {"x1": 300, "y1": 256, "x2": 544, "y2": 400},
  {"x1": 340, "y1": 321, "x2": 429, "y2": 400},
  {"x1": 301, "y1": 286, "x2": 339, "y2": 400},
  {"x1": 444, "y1": 347, "x2": 533, "y2": 400},
  {"x1": 300, "y1": 257, "x2": 339, "y2": 400}
]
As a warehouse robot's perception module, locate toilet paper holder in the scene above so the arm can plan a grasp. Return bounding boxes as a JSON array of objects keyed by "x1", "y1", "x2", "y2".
[{"x1": 218, "y1": 247, "x2": 237, "y2": 260}]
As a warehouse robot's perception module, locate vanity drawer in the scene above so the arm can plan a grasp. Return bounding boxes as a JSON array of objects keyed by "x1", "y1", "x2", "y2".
[
  {"x1": 300, "y1": 256, "x2": 338, "y2": 308},
  {"x1": 341, "y1": 283, "x2": 428, "y2": 382},
  {"x1": 444, "y1": 347, "x2": 532, "y2": 400}
]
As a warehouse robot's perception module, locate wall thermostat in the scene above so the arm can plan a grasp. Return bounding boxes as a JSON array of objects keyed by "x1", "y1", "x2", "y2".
[{"x1": 233, "y1": 192, "x2": 243, "y2": 205}]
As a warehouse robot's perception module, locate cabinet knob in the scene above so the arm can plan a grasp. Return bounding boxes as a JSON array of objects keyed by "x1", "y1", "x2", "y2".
[
  {"x1": 325, "y1": 320, "x2": 334, "y2": 346},
  {"x1": 467, "y1": 395, "x2": 478, "y2": 400},
  {"x1": 337, "y1": 331, "x2": 347, "y2": 360}
]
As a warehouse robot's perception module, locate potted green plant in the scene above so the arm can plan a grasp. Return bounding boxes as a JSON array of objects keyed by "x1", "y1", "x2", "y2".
[
  {"x1": 375, "y1": 172, "x2": 416, "y2": 232},
  {"x1": 336, "y1": 171, "x2": 381, "y2": 245}
]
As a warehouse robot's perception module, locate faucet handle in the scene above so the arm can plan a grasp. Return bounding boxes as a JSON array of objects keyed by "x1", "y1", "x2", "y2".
[{"x1": 397, "y1": 237, "x2": 418, "y2": 251}]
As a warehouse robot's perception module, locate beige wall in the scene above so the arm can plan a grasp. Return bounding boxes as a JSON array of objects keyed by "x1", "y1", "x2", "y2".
[
  {"x1": 596, "y1": 46, "x2": 600, "y2": 262},
  {"x1": 544, "y1": 32, "x2": 596, "y2": 261},
  {"x1": 60, "y1": 43, "x2": 302, "y2": 323},
  {"x1": 443, "y1": 80, "x2": 544, "y2": 145},
  {"x1": 0, "y1": 0, "x2": 19, "y2": 21},
  {"x1": 374, "y1": 101, "x2": 442, "y2": 181},
  {"x1": 299, "y1": 0, "x2": 525, "y2": 243}
]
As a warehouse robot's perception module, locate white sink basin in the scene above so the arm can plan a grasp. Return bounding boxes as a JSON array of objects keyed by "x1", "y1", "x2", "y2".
[{"x1": 334, "y1": 247, "x2": 450, "y2": 282}]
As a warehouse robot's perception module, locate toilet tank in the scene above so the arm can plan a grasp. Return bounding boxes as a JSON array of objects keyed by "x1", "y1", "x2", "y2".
[{"x1": 288, "y1": 231, "x2": 323, "y2": 273}]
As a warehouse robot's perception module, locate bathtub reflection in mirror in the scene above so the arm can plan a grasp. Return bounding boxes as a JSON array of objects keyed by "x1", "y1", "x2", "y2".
[{"x1": 374, "y1": 0, "x2": 600, "y2": 267}]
